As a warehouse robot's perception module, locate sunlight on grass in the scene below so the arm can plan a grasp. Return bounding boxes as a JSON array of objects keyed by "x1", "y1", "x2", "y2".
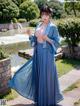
[
  {"x1": 56, "y1": 58, "x2": 80, "y2": 77},
  {"x1": 0, "y1": 89, "x2": 19, "y2": 100},
  {"x1": 63, "y1": 80, "x2": 80, "y2": 93}
]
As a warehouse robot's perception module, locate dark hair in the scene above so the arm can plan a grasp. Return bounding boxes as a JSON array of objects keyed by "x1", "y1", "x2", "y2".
[{"x1": 40, "y1": 4, "x2": 53, "y2": 16}]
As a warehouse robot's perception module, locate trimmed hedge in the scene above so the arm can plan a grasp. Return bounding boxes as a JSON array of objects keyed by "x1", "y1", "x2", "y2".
[
  {"x1": 29, "y1": 19, "x2": 40, "y2": 27},
  {"x1": 19, "y1": 0, "x2": 40, "y2": 21},
  {"x1": 18, "y1": 18, "x2": 27, "y2": 23}
]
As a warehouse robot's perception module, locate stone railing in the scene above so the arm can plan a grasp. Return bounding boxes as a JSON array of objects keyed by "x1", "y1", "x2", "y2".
[{"x1": 18, "y1": 48, "x2": 63, "y2": 60}]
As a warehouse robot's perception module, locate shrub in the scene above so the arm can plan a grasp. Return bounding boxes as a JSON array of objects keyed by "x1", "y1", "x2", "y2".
[
  {"x1": 0, "y1": 0, "x2": 19, "y2": 23},
  {"x1": 0, "y1": 47, "x2": 8, "y2": 60},
  {"x1": 19, "y1": 0, "x2": 40, "y2": 21},
  {"x1": 56, "y1": 18, "x2": 80, "y2": 57},
  {"x1": 12, "y1": 18, "x2": 18, "y2": 23},
  {"x1": 29, "y1": 19, "x2": 40, "y2": 27},
  {"x1": 18, "y1": 18, "x2": 27, "y2": 23}
]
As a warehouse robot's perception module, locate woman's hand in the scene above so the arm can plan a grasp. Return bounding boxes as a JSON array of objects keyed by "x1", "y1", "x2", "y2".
[
  {"x1": 24, "y1": 29, "x2": 32, "y2": 36},
  {"x1": 42, "y1": 35, "x2": 48, "y2": 41},
  {"x1": 26, "y1": 29, "x2": 32, "y2": 36}
]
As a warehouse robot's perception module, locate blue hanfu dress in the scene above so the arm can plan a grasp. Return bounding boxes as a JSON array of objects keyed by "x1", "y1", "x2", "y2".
[{"x1": 8, "y1": 21, "x2": 64, "y2": 106}]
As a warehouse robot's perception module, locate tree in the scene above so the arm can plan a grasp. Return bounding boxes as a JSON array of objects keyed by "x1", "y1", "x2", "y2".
[
  {"x1": 48, "y1": 0, "x2": 64, "y2": 19},
  {"x1": 19, "y1": 0, "x2": 40, "y2": 21},
  {"x1": 34, "y1": 0, "x2": 48, "y2": 9},
  {"x1": 0, "y1": 0, "x2": 19, "y2": 23},
  {"x1": 12, "y1": 0, "x2": 27, "y2": 6},
  {"x1": 57, "y1": 18, "x2": 80, "y2": 54},
  {"x1": 64, "y1": 0, "x2": 80, "y2": 17}
]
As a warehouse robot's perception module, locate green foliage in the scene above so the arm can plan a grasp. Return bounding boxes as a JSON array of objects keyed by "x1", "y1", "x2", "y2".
[
  {"x1": 0, "y1": 0, "x2": 19, "y2": 23},
  {"x1": 12, "y1": 18, "x2": 18, "y2": 23},
  {"x1": 64, "y1": 0, "x2": 80, "y2": 17},
  {"x1": 34, "y1": 0, "x2": 48, "y2": 9},
  {"x1": 0, "y1": 89, "x2": 18, "y2": 100},
  {"x1": 18, "y1": 18, "x2": 26, "y2": 23},
  {"x1": 12, "y1": 0, "x2": 26, "y2": 7},
  {"x1": 48, "y1": 0, "x2": 64, "y2": 19},
  {"x1": 56, "y1": 58, "x2": 80, "y2": 77},
  {"x1": 19, "y1": 0, "x2": 40, "y2": 21},
  {"x1": 29, "y1": 19, "x2": 40, "y2": 27},
  {"x1": 57, "y1": 18, "x2": 80, "y2": 47},
  {"x1": 0, "y1": 47, "x2": 8, "y2": 60},
  {"x1": 12, "y1": 0, "x2": 27, "y2": 6},
  {"x1": 12, "y1": 0, "x2": 22, "y2": 6}
]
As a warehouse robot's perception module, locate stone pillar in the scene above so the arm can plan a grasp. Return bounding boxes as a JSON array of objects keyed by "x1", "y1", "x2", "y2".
[{"x1": 0, "y1": 58, "x2": 11, "y2": 96}]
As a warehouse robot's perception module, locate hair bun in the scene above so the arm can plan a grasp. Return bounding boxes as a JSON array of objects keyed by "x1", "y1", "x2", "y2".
[{"x1": 40, "y1": 4, "x2": 53, "y2": 15}]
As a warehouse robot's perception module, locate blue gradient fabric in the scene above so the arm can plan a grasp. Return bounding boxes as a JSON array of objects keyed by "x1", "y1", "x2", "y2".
[{"x1": 8, "y1": 21, "x2": 64, "y2": 106}]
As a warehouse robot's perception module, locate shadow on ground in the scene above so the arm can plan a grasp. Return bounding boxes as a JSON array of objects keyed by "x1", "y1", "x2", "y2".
[
  {"x1": 11, "y1": 104, "x2": 62, "y2": 106},
  {"x1": 12, "y1": 104, "x2": 34, "y2": 106}
]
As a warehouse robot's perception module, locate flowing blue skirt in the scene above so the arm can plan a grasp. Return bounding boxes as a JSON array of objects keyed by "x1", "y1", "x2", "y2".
[{"x1": 8, "y1": 42, "x2": 64, "y2": 106}]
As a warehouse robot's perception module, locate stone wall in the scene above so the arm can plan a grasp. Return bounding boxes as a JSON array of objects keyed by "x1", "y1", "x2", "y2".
[
  {"x1": 62, "y1": 46, "x2": 80, "y2": 59},
  {"x1": 0, "y1": 58, "x2": 11, "y2": 96},
  {"x1": 0, "y1": 22, "x2": 29, "y2": 31}
]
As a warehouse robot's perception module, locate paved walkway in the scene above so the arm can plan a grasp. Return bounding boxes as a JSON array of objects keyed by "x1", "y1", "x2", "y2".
[
  {"x1": 59, "y1": 87, "x2": 80, "y2": 106},
  {"x1": 7, "y1": 87, "x2": 80, "y2": 106},
  {"x1": 59, "y1": 67, "x2": 80, "y2": 91},
  {"x1": 7, "y1": 66, "x2": 80, "y2": 106}
]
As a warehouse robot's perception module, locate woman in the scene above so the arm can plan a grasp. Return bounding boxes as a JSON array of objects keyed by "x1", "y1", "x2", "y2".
[{"x1": 8, "y1": 5, "x2": 64, "y2": 106}]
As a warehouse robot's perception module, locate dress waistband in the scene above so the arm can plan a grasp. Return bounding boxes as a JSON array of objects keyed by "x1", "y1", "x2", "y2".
[{"x1": 37, "y1": 41, "x2": 44, "y2": 45}]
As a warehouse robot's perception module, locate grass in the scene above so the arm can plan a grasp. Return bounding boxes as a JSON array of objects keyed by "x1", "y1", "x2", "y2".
[
  {"x1": 63, "y1": 80, "x2": 80, "y2": 106},
  {"x1": 56, "y1": 58, "x2": 80, "y2": 77},
  {"x1": 0, "y1": 89, "x2": 19, "y2": 100},
  {"x1": 63, "y1": 80, "x2": 80, "y2": 93},
  {"x1": 1, "y1": 41, "x2": 31, "y2": 55}
]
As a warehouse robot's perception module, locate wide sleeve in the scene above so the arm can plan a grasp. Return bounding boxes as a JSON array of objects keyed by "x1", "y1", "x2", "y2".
[
  {"x1": 29, "y1": 35, "x2": 37, "y2": 47},
  {"x1": 48, "y1": 25, "x2": 60, "y2": 54},
  {"x1": 29, "y1": 23, "x2": 40, "y2": 47}
]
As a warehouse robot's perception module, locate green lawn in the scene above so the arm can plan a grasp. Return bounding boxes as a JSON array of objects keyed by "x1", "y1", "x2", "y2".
[
  {"x1": 56, "y1": 58, "x2": 80, "y2": 77},
  {"x1": 1, "y1": 41, "x2": 31, "y2": 55},
  {"x1": 0, "y1": 89, "x2": 18, "y2": 100}
]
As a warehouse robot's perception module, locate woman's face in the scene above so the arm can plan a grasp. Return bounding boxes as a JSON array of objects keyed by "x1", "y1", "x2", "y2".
[{"x1": 41, "y1": 12, "x2": 50, "y2": 24}]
